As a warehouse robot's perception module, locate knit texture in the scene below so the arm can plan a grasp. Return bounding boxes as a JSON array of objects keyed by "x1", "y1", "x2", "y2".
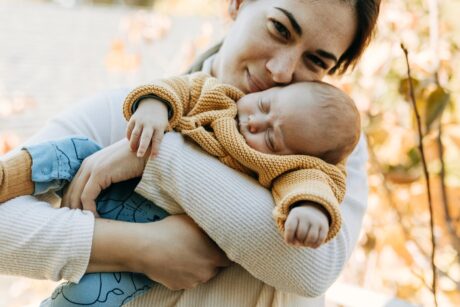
[
  {"x1": 124, "y1": 72, "x2": 346, "y2": 241},
  {"x1": 132, "y1": 132, "x2": 353, "y2": 306},
  {"x1": 0, "y1": 150, "x2": 34, "y2": 202}
]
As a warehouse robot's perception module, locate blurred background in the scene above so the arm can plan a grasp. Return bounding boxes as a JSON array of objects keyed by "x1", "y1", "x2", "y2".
[{"x1": 0, "y1": 0, "x2": 459, "y2": 306}]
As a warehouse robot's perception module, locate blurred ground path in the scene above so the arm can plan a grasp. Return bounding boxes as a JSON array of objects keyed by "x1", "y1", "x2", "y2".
[
  {"x1": 0, "y1": 0, "x2": 223, "y2": 141},
  {"x1": 0, "y1": 1, "x2": 222, "y2": 305}
]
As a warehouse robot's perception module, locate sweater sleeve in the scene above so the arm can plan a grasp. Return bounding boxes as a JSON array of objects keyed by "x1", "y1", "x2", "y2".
[
  {"x1": 271, "y1": 162, "x2": 347, "y2": 243},
  {"x1": 122, "y1": 73, "x2": 210, "y2": 130},
  {"x1": 139, "y1": 132, "x2": 369, "y2": 297},
  {"x1": 0, "y1": 88, "x2": 129, "y2": 282},
  {"x1": 0, "y1": 196, "x2": 94, "y2": 282},
  {"x1": 0, "y1": 150, "x2": 34, "y2": 203}
]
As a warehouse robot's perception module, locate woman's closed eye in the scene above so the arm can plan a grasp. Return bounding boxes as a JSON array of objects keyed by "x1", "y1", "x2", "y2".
[
  {"x1": 269, "y1": 19, "x2": 291, "y2": 40},
  {"x1": 306, "y1": 54, "x2": 328, "y2": 71}
]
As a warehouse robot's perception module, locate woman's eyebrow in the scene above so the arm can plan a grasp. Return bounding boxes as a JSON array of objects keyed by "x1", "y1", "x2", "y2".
[
  {"x1": 274, "y1": 7, "x2": 302, "y2": 36},
  {"x1": 316, "y1": 49, "x2": 338, "y2": 64}
]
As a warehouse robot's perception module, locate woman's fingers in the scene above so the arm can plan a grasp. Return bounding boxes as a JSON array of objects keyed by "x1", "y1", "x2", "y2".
[
  {"x1": 80, "y1": 174, "x2": 104, "y2": 217},
  {"x1": 134, "y1": 215, "x2": 230, "y2": 290},
  {"x1": 62, "y1": 139, "x2": 147, "y2": 217},
  {"x1": 65, "y1": 154, "x2": 98, "y2": 210},
  {"x1": 61, "y1": 166, "x2": 86, "y2": 209},
  {"x1": 68, "y1": 168, "x2": 91, "y2": 210},
  {"x1": 68, "y1": 160, "x2": 106, "y2": 216}
]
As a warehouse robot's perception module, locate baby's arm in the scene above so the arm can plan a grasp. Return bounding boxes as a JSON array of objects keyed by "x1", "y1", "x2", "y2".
[
  {"x1": 141, "y1": 132, "x2": 369, "y2": 297},
  {"x1": 123, "y1": 73, "x2": 210, "y2": 158},
  {"x1": 126, "y1": 99, "x2": 169, "y2": 158},
  {"x1": 272, "y1": 162, "x2": 347, "y2": 243},
  {"x1": 284, "y1": 202, "x2": 329, "y2": 248}
]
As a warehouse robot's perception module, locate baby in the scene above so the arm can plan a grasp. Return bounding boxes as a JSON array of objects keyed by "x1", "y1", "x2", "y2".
[
  {"x1": 123, "y1": 72, "x2": 360, "y2": 248},
  {"x1": 0, "y1": 73, "x2": 360, "y2": 249}
]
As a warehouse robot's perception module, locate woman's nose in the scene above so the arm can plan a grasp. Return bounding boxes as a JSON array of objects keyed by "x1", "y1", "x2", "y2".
[
  {"x1": 248, "y1": 114, "x2": 267, "y2": 133},
  {"x1": 266, "y1": 50, "x2": 298, "y2": 85}
]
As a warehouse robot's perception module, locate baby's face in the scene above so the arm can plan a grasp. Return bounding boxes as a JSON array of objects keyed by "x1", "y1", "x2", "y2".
[{"x1": 236, "y1": 83, "x2": 323, "y2": 156}]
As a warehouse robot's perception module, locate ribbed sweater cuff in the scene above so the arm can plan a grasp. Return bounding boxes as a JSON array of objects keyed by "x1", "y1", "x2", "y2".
[{"x1": 0, "y1": 150, "x2": 34, "y2": 203}]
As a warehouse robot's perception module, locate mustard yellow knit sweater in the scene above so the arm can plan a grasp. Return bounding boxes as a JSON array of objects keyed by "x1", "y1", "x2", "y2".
[
  {"x1": 0, "y1": 151, "x2": 34, "y2": 203},
  {"x1": 123, "y1": 72, "x2": 346, "y2": 242}
]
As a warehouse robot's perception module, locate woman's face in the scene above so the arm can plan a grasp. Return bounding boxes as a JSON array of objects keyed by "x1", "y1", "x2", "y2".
[{"x1": 212, "y1": 0, "x2": 357, "y2": 94}]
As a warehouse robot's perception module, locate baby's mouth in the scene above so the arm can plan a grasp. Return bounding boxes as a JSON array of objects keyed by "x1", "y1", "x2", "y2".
[
  {"x1": 238, "y1": 122, "x2": 250, "y2": 143},
  {"x1": 236, "y1": 114, "x2": 246, "y2": 130}
]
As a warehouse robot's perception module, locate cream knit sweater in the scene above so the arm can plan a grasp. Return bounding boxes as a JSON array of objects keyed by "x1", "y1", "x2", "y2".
[
  {"x1": 129, "y1": 132, "x2": 360, "y2": 306},
  {"x1": 123, "y1": 72, "x2": 346, "y2": 241}
]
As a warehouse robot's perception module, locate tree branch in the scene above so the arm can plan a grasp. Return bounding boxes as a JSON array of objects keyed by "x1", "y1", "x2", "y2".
[{"x1": 401, "y1": 43, "x2": 438, "y2": 307}]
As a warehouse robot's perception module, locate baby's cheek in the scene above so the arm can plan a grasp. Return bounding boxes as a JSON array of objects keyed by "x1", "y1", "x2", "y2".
[{"x1": 244, "y1": 134, "x2": 268, "y2": 154}]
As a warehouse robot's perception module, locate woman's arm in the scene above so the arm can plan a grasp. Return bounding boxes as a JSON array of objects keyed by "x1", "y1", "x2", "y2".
[
  {"x1": 89, "y1": 215, "x2": 230, "y2": 290},
  {"x1": 0, "y1": 89, "x2": 128, "y2": 282},
  {"x1": 142, "y1": 132, "x2": 368, "y2": 297},
  {"x1": 0, "y1": 89, "x2": 227, "y2": 287}
]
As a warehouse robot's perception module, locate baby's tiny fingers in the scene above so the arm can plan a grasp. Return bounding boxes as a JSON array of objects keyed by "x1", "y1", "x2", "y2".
[
  {"x1": 295, "y1": 221, "x2": 309, "y2": 245},
  {"x1": 126, "y1": 120, "x2": 136, "y2": 141},
  {"x1": 305, "y1": 226, "x2": 319, "y2": 248},
  {"x1": 284, "y1": 217, "x2": 298, "y2": 245},
  {"x1": 150, "y1": 128, "x2": 165, "y2": 158},
  {"x1": 314, "y1": 227, "x2": 328, "y2": 248},
  {"x1": 138, "y1": 127, "x2": 154, "y2": 157},
  {"x1": 130, "y1": 125, "x2": 143, "y2": 151}
]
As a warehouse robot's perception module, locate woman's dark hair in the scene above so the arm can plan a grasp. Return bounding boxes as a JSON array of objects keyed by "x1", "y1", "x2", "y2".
[{"x1": 331, "y1": 0, "x2": 381, "y2": 75}]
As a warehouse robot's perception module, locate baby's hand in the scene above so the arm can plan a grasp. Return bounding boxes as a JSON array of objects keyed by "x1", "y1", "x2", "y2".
[
  {"x1": 126, "y1": 98, "x2": 169, "y2": 158},
  {"x1": 284, "y1": 203, "x2": 329, "y2": 248}
]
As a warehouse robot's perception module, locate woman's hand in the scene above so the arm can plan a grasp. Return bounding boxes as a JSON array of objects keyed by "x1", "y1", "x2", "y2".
[
  {"x1": 61, "y1": 138, "x2": 148, "y2": 215},
  {"x1": 137, "y1": 215, "x2": 231, "y2": 290},
  {"x1": 89, "y1": 215, "x2": 231, "y2": 290}
]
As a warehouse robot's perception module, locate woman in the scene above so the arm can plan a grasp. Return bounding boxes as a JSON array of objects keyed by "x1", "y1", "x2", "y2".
[{"x1": 0, "y1": 0, "x2": 380, "y2": 306}]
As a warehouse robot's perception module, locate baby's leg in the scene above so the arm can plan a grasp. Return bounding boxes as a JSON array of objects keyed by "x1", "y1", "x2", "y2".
[
  {"x1": 41, "y1": 179, "x2": 170, "y2": 307},
  {"x1": 0, "y1": 136, "x2": 100, "y2": 203},
  {"x1": 24, "y1": 136, "x2": 101, "y2": 195}
]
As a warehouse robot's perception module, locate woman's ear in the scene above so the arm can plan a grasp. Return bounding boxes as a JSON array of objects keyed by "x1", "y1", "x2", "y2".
[{"x1": 228, "y1": 0, "x2": 245, "y2": 20}]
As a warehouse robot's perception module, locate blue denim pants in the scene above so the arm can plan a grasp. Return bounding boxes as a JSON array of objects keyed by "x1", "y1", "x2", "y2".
[{"x1": 25, "y1": 137, "x2": 169, "y2": 307}]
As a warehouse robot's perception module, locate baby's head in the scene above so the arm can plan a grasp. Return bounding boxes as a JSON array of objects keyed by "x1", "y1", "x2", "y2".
[{"x1": 236, "y1": 81, "x2": 360, "y2": 164}]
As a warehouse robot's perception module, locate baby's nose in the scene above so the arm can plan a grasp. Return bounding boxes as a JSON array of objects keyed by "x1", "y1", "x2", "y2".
[{"x1": 248, "y1": 114, "x2": 267, "y2": 133}]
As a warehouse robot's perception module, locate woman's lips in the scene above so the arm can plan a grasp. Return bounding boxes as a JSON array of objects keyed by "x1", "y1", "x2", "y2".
[{"x1": 246, "y1": 69, "x2": 268, "y2": 93}]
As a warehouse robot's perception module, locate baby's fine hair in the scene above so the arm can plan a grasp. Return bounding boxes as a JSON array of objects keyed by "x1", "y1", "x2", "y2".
[{"x1": 308, "y1": 81, "x2": 361, "y2": 165}]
